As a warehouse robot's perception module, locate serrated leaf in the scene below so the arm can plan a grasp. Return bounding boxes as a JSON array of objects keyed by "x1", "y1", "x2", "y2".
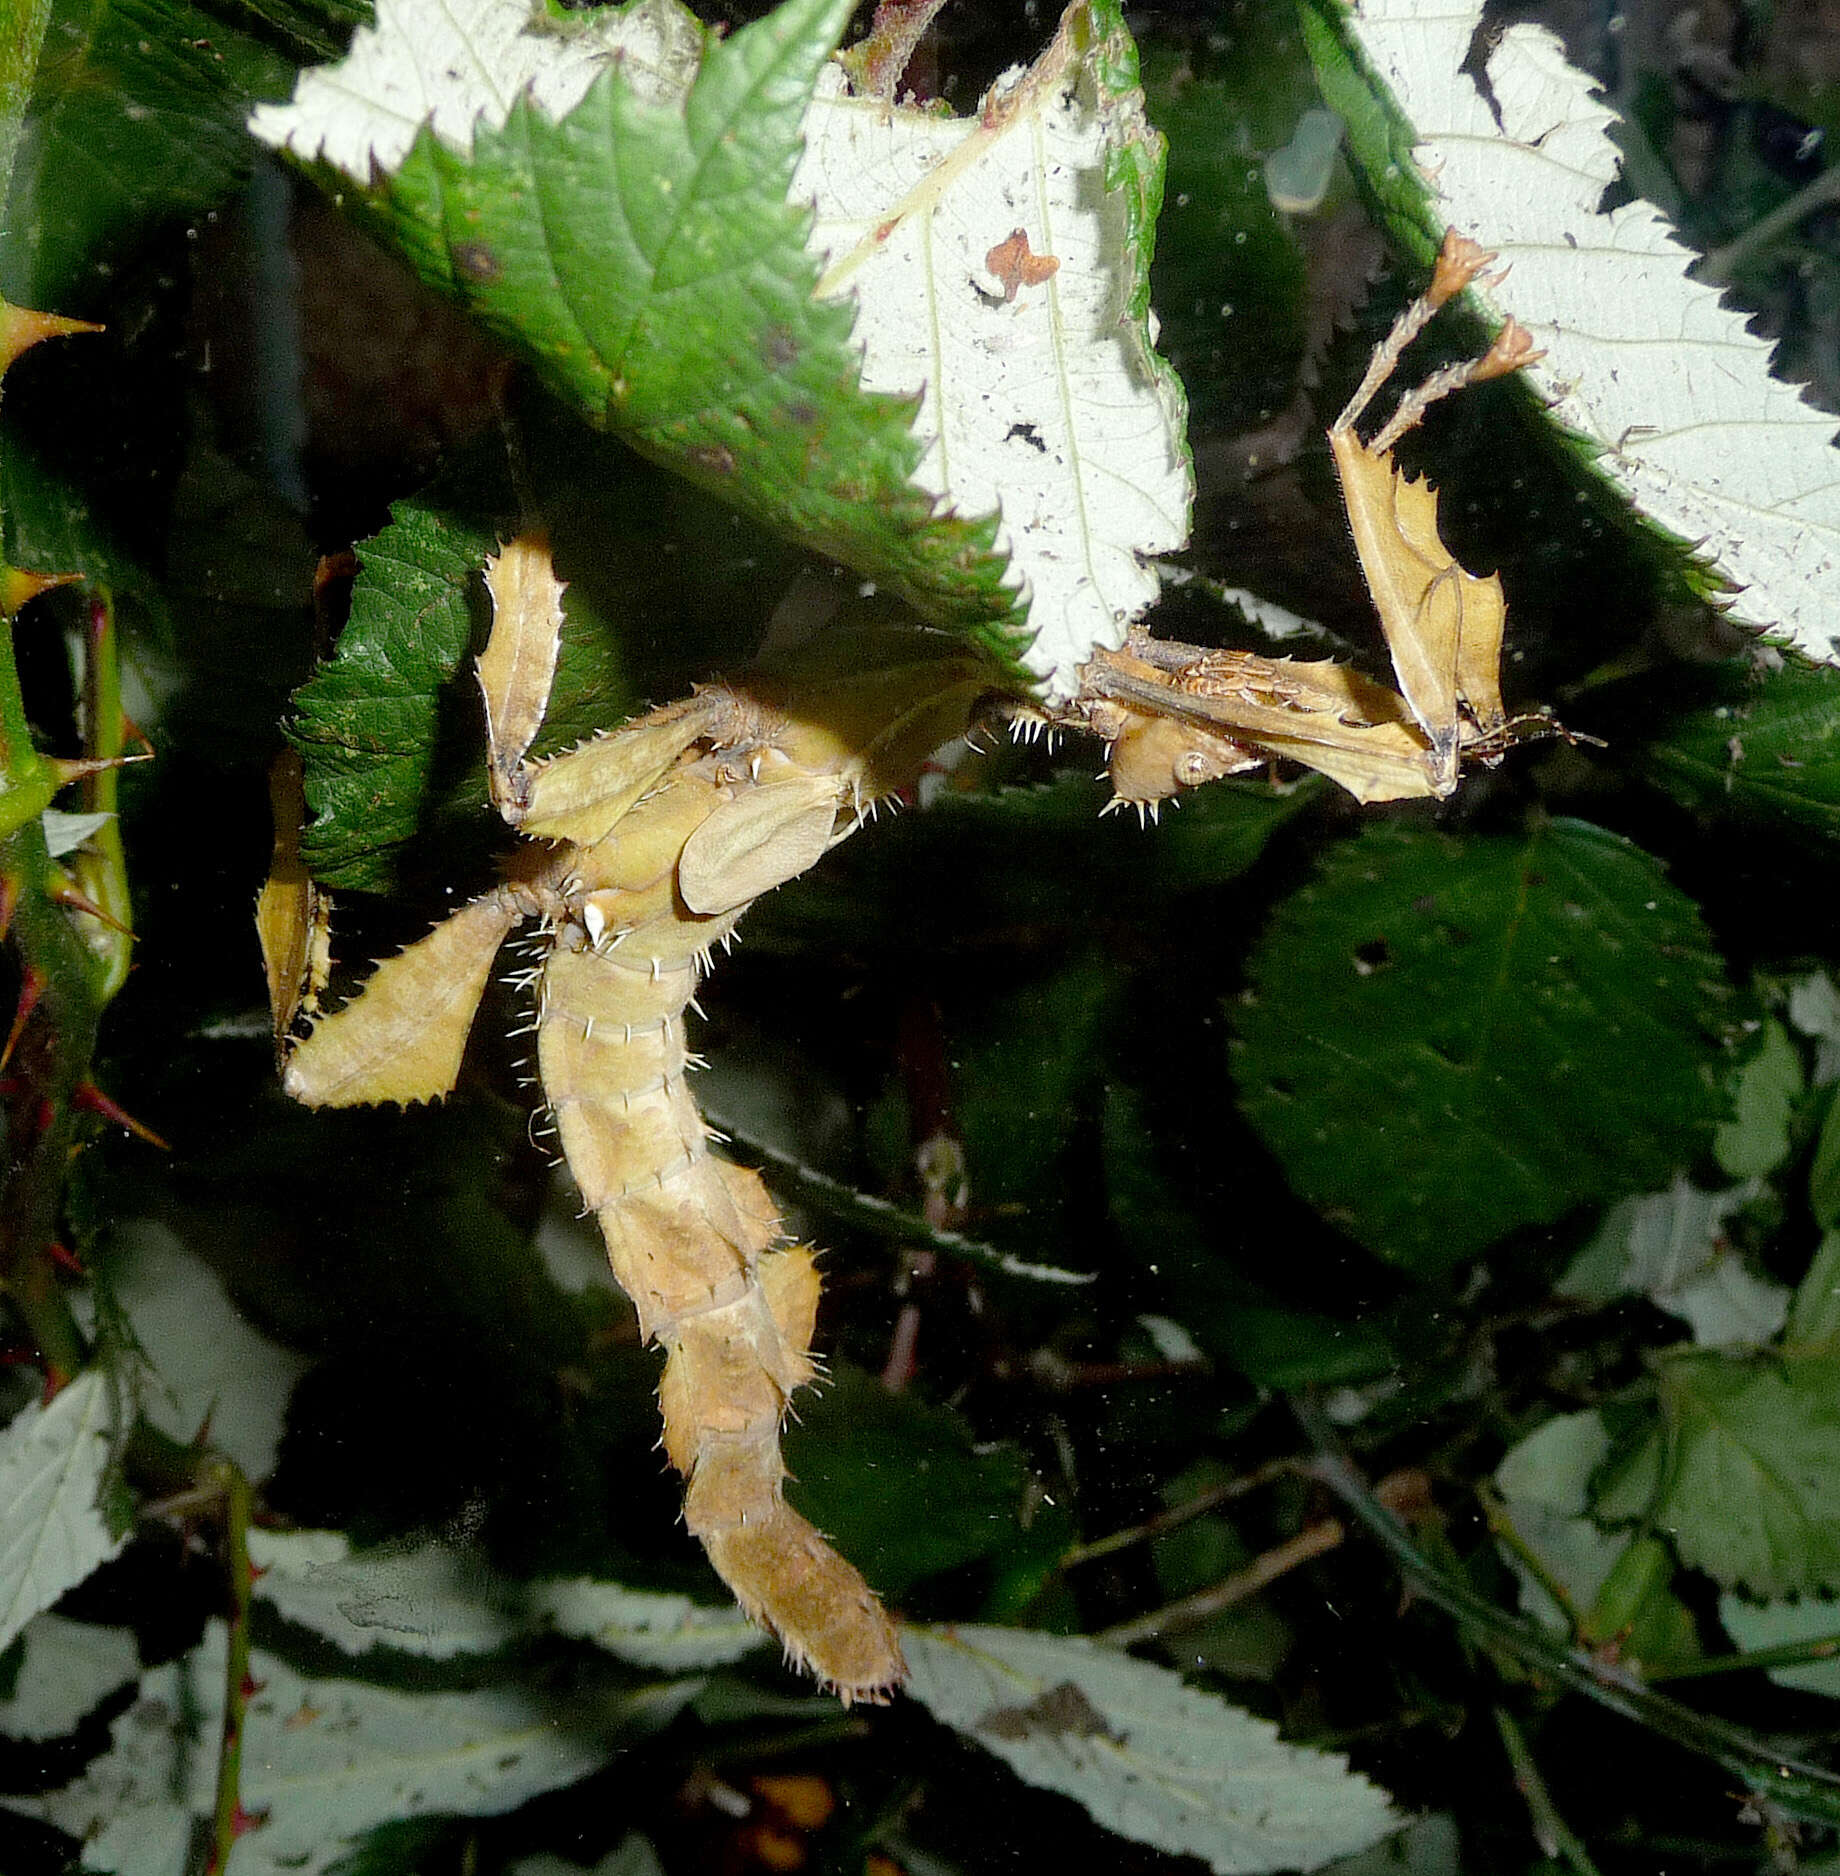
[
  {"x1": 794, "y1": 0, "x2": 1192, "y2": 696},
  {"x1": 1639, "y1": 661, "x2": 1840, "y2": 843},
  {"x1": 0, "y1": 1614, "x2": 138, "y2": 1742},
  {"x1": 251, "y1": 0, "x2": 1191, "y2": 692},
  {"x1": 0, "y1": 1370, "x2": 125, "y2": 1656},
  {"x1": 4, "y1": 0, "x2": 303, "y2": 309},
  {"x1": 27, "y1": 1621, "x2": 695, "y2": 1876},
  {"x1": 535, "y1": 1580, "x2": 764, "y2": 1671},
  {"x1": 288, "y1": 492, "x2": 499, "y2": 891},
  {"x1": 902, "y1": 1624, "x2": 1397, "y2": 1873},
  {"x1": 781, "y1": 1364, "x2": 1030, "y2": 1599},
  {"x1": 1307, "y1": 0, "x2": 1840, "y2": 658},
  {"x1": 115, "y1": 1223, "x2": 309, "y2": 1481},
  {"x1": 1231, "y1": 819, "x2": 1734, "y2": 1271},
  {"x1": 1596, "y1": 1352, "x2": 1840, "y2": 1598}
]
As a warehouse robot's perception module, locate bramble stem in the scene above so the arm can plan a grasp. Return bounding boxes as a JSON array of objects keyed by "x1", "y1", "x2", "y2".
[
  {"x1": 206, "y1": 1458, "x2": 256, "y2": 1876},
  {"x1": 1494, "y1": 1706, "x2": 1605, "y2": 1876}
]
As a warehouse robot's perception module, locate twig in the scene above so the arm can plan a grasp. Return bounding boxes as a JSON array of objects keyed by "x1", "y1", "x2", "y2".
[
  {"x1": 1095, "y1": 1520, "x2": 1344, "y2": 1648},
  {"x1": 206, "y1": 1458, "x2": 258, "y2": 1876},
  {"x1": 1495, "y1": 1705, "x2": 1605, "y2": 1876},
  {"x1": 1061, "y1": 1459, "x2": 1302, "y2": 1570},
  {"x1": 1294, "y1": 1397, "x2": 1840, "y2": 1828},
  {"x1": 704, "y1": 1110, "x2": 1096, "y2": 1288},
  {"x1": 1702, "y1": 165, "x2": 1840, "y2": 283},
  {"x1": 1648, "y1": 1634, "x2": 1840, "y2": 1684}
]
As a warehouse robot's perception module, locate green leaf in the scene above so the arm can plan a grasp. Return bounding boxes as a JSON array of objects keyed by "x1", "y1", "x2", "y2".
[
  {"x1": 535, "y1": 1580, "x2": 764, "y2": 1672},
  {"x1": 1492, "y1": 1411, "x2": 1696, "y2": 1664},
  {"x1": 1716, "y1": 1017, "x2": 1801, "y2": 1179},
  {"x1": 1575, "y1": 1176, "x2": 1786, "y2": 1350},
  {"x1": 781, "y1": 1363, "x2": 1031, "y2": 1600},
  {"x1": 1789, "y1": 1231, "x2": 1840, "y2": 1352},
  {"x1": 1639, "y1": 660, "x2": 1840, "y2": 845},
  {"x1": 0, "y1": 1369, "x2": 124, "y2": 1656},
  {"x1": 249, "y1": 1528, "x2": 529, "y2": 1659},
  {"x1": 254, "y1": 0, "x2": 1030, "y2": 680},
  {"x1": 1596, "y1": 1351, "x2": 1840, "y2": 1598},
  {"x1": 288, "y1": 491, "x2": 500, "y2": 892},
  {"x1": 1812, "y1": 1091, "x2": 1840, "y2": 1232},
  {"x1": 902, "y1": 1623, "x2": 1398, "y2": 1873},
  {"x1": 3, "y1": 0, "x2": 307, "y2": 309},
  {"x1": 114, "y1": 1222, "x2": 309, "y2": 1481},
  {"x1": 1101, "y1": 1083, "x2": 1394, "y2": 1388},
  {"x1": 1718, "y1": 1593, "x2": 1840, "y2": 1700},
  {"x1": 1231, "y1": 819, "x2": 1736, "y2": 1272}
]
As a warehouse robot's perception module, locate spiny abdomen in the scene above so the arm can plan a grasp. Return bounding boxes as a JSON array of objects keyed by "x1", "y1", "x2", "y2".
[{"x1": 535, "y1": 767, "x2": 905, "y2": 1701}]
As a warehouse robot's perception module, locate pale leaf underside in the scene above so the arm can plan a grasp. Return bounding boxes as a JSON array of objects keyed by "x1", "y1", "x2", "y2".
[
  {"x1": 0, "y1": 1371, "x2": 124, "y2": 1658},
  {"x1": 903, "y1": 1624, "x2": 1397, "y2": 1874},
  {"x1": 795, "y1": 25, "x2": 1192, "y2": 699},
  {"x1": 1345, "y1": 0, "x2": 1840, "y2": 659}
]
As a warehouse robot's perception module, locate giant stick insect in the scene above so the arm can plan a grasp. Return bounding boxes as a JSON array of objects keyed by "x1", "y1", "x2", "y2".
[{"x1": 269, "y1": 230, "x2": 1542, "y2": 1702}]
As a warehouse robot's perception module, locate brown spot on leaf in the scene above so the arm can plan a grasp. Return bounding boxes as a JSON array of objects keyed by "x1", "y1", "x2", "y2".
[
  {"x1": 761, "y1": 326, "x2": 799, "y2": 371},
  {"x1": 979, "y1": 1681, "x2": 1120, "y2": 1743},
  {"x1": 985, "y1": 229, "x2": 1059, "y2": 303},
  {"x1": 688, "y1": 442, "x2": 737, "y2": 477},
  {"x1": 452, "y1": 242, "x2": 501, "y2": 284}
]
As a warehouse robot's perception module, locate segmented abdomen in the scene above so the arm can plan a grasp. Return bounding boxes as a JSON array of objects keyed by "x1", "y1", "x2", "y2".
[{"x1": 536, "y1": 765, "x2": 905, "y2": 1701}]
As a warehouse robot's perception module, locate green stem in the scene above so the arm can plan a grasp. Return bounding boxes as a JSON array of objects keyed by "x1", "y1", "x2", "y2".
[
  {"x1": 1494, "y1": 1706, "x2": 1605, "y2": 1876},
  {"x1": 1648, "y1": 1633, "x2": 1840, "y2": 1684},
  {"x1": 1295, "y1": 1398, "x2": 1840, "y2": 1828},
  {"x1": 705, "y1": 1109, "x2": 1096, "y2": 1289},
  {"x1": 1702, "y1": 164, "x2": 1840, "y2": 284},
  {"x1": 0, "y1": 608, "x2": 55, "y2": 839},
  {"x1": 206, "y1": 1458, "x2": 255, "y2": 1876}
]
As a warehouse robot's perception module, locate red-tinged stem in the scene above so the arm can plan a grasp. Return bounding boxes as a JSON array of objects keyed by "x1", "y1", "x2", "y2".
[
  {"x1": 206, "y1": 1457, "x2": 258, "y2": 1876},
  {"x1": 0, "y1": 818, "x2": 93, "y2": 1379}
]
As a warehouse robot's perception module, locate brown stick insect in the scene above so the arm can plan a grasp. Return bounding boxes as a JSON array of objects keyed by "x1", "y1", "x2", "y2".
[{"x1": 268, "y1": 227, "x2": 1543, "y2": 1702}]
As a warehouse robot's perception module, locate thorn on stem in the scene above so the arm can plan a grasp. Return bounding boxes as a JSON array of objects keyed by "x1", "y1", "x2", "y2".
[{"x1": 72, "y1": 1080, "x2": 171, "y2": 1150}]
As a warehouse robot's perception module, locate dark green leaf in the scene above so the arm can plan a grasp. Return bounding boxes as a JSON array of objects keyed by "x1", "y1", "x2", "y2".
[
  {"x1": 1638, "y1": 658, "x2": 1840, "y2": 845},
  {"x1": 1231, "y1": 818, "x2": 1737, "y2": 1272},
  {"x1": 287, "y1": 491, "x2": 499, "y2": 890},
  {"x1": 1101, "y1": 1084, "x2": 1393, "y2": 1388},
  {"x1": 782, "y1": 1363, "x2": 1032, "y2": 1600},
  {"x1": 4, "y1": 0, "x2": 304, "y2": 310}
]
